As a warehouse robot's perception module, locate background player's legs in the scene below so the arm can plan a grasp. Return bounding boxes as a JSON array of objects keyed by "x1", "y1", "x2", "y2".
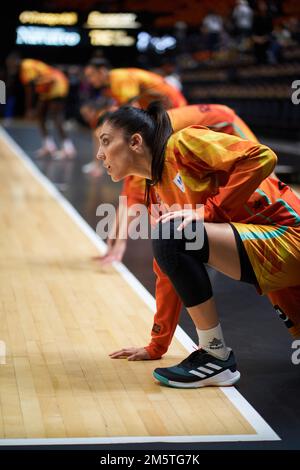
[
  {"x1": 36, "y1": 99, "x2": 57, "y2": 157},
  {"x1": 50, "y1": 99, "x2": 66, "y2": 140},
  {"x1": 37, "y1": 100, "x2": 48, "y2": 138},
  {"x1": 49, "y1": 99, "x2": 76, "y2": 159}
]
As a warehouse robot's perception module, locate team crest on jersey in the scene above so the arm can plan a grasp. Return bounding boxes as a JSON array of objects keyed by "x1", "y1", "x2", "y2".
[{"x1": 173, "y1": 172, "x2": 185, "y2": 192}]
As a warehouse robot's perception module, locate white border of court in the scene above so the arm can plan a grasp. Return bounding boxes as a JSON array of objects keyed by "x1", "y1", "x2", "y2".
[{"x1": 0, "y1": 125, "x2": 280, "y2": 445}]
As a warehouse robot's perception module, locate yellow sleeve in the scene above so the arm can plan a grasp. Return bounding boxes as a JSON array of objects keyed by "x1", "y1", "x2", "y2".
[
  {"x1": 144, "y1": 259, "x2": 183, "y2": 359},
  {"x1": 20, "y1": 60, "x2": 39, "y2": 84},
  {"x1": 110, "y1": 70, "x2": 140, "y2": 104},
  {"x1": 173, "y1": 126, "x2": 277, "y2": 221}
]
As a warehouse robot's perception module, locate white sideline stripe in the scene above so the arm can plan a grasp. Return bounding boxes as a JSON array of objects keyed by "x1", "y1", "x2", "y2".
[
  {"x1": 0, "y1": 126, "x2": 280, "y2": 444},
  {"x1": 206, "y1": 362, "x2": 222, "y2": 370},
  {"x1": 198, "y1": 366, "x2": 214, "y2": 374},
  {"x1": 190, "y1": 370, "x2": 206, "y2": 379}
]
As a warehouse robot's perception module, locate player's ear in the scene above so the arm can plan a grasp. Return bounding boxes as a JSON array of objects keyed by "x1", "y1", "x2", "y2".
[{"x1": 130, "y1": 133, "x2": 143, "y2": 151}]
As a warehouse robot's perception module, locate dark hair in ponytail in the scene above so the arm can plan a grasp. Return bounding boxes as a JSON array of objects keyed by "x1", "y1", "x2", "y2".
[{"x1": 103, "y1": 101, "x2": 173, "y2": 205}]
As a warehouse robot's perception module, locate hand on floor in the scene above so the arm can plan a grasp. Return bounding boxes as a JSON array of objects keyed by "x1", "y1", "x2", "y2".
[
  {"x1": 109, "y1": 347, "x2": 151, "y2": 361},
  {"x1": 93, "y1": 240, "x2": 127, "y2": 266}
]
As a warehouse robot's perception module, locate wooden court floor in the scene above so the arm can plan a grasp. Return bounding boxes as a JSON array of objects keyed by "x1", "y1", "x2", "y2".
[{"x1": 0, "y1": 127, "x2": 279, "y2": 444}]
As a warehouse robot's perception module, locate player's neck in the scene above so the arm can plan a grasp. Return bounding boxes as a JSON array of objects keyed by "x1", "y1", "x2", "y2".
[{"x1": 131, "y1": 147, "x2": 152, "y2": 179}]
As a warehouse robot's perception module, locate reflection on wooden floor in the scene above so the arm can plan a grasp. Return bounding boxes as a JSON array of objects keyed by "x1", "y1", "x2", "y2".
[{"x1": 0, "y1": 129, "x2": 263, "y2": 442}]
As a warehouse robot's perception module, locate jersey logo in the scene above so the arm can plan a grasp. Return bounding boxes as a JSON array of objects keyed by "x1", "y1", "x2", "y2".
[
  {"x1": 208, "y1": 338, "x2": 224, "y2": 350},
  {"x1": 152, "y1": 323, "x2": 161, "y2": 334},
  {"x1": 173, "y1": 172, "x2": 185, "y2": 193}
]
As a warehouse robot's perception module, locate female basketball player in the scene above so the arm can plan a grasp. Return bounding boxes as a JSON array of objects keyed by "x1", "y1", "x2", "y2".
[
  {"x1": 97, "y1": 102, "x2": 300, "y2": 388},
  {"x1": 97, "y1": 103, "x2": 275, "y2": 266},
  {"x1": 84, "y1": 59, "x2": 187, "y2": 109},
  {"x1": 20, "y1": 58, "x2": 76, "y2": 158}
]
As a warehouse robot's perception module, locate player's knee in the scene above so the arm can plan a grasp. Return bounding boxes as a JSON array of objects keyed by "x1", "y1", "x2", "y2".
[
  {"x1": 152, "y1": 221, "x2": 183, "y2": 275},
  {"x1": 152, "y1": 220, "x2": 210, "y2": 275}
]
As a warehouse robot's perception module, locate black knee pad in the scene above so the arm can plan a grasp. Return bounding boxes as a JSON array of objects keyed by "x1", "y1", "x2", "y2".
[
  {"x1": 152, "y1": 220, "x2": 183, "y2": 275},
  {"x1": 152, "y1": 220, "x2": 209, "y2": 275}
]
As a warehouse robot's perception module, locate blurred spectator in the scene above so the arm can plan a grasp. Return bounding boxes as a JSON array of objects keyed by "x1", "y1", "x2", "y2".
[
  {"x1": 232, "y1": 0, "x2": 253, "y2": 41},
  {"x1": 252, "y1": 0, "x2": 273, "y2": 63},
  {"x1": 269, "y1": 21, "x2": 292, "y2": 63},
  {"x1": 202, "y1": 10, "x2": 224, "y2": 52},
  {"x1": 174, "y1": 21, "x2": 188, "y2": 55},
  {"x1": 159, "y1": 62, "x2": 183, "y2": 91},
  {"x1": 288, "y1": 17, "x2": 300, "y2": 45}
]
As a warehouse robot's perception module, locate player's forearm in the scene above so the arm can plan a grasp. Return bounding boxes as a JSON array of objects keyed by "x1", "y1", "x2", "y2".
[
  {"x1": 145, "y1": 259, "x2": 183, "y2": 359},
  {"x1": 110, "y1": 205, "x2": 136, "y2": 244}
]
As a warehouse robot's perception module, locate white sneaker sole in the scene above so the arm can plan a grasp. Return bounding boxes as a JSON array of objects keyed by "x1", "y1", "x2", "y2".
[{"x1": 154, "y1": 369, "x2": 241, "y2": 389}]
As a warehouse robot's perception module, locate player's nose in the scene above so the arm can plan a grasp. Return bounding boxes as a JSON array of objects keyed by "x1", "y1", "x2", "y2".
[{"x1": 97, "y1": 148, "x2": 105, "y2": 161}]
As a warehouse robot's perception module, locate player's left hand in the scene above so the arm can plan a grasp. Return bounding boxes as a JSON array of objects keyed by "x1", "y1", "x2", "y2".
[
  {"x1": 156, "y1": 209, "x2": 202, "y2": 231},
  {"x1": 94, "y1": 239, "x2": 127, "y2": 266}
]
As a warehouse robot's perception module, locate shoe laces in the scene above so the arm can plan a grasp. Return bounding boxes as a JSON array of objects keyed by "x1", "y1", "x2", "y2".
[{"x1": 179, "y1": 349, "x2": 206, "y2": 367}]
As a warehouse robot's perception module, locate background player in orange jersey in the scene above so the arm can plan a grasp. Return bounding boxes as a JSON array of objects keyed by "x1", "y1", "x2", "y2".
[
  {"x1": 20, "y1": 58, "x2": 76, "y2": 158},
  {"x1": 96, "y1": 103, "x2": 300, "y2": 389},
  {"x1": 80, "y1": 97, "x2": 117, "y2": 177},
  {"x1": 84, "y1": 58, "x2": 187, "y2": 110}
]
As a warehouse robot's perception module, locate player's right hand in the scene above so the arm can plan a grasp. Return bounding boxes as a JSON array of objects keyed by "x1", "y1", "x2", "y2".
[
  {"x1": 109, "y1": 347, "x2": 151, "y2": 361},
  {"x1": 94, "y1": 239, "x2": 127, "y2": 266}
]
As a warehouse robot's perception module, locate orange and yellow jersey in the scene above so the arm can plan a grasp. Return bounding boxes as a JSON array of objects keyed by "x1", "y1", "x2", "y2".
[
  {"x1": 20, "y1": 59, "x2": 69, "y2": 100},
  {"x1": 144, "y1": 126, "x2": 300, "y2": 359},
  {"x1": 121, "y1": 104, "x2": 259, "y2": 208},
  {"x1": 106, "y1": 68, "x2": 187, "y2": 109},
  {"x1": 169, "y1": 104, "x2": 258, "y2": 142}
]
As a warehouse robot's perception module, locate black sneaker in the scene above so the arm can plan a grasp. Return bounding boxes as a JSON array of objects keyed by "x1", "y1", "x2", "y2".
[{"x1": 153, "y1": 349, "x2": 240, "y2": 388}]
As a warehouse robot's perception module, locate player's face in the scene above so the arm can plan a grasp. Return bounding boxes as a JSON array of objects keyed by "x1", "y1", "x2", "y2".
[
  {"x1": 97, "y1": 122, "x2": 135, "y2": 182},
  {"x1": 84, "y1": 66, "x2": 106, "y2": 88}
]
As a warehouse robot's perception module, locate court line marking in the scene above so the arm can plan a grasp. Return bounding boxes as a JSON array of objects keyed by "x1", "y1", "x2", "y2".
[
  {"x1": 0, "y1": 340, "x2": 6, "y2": 365},
  {"x1": 0, "y1": 125, "x2": 280, "y2": 444}
]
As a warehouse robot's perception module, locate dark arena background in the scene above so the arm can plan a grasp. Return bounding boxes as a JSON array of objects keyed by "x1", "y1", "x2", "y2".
[{"x1": 0, "y1": 0, "x2": 300, "y2": 464}]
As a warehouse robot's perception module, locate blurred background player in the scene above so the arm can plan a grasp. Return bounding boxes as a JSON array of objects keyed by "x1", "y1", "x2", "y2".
[
  {"x1": 84, "y1": 58, "x2": 187, "y2": 109},
  {"x1": 81, "y1": 60, "x2": 186, "y2": 176},
  {"x1": 80, "y1": 96, "x2": 116, "y2": 177},
  {"x1": 20, "y1": 58, "x2": 76, "y2": 158}
]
